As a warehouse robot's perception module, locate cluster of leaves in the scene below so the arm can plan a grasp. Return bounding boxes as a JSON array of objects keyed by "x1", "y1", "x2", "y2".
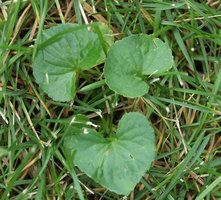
[{"x1": 32, "y1": 22, "x2": 173, "y2": 195}]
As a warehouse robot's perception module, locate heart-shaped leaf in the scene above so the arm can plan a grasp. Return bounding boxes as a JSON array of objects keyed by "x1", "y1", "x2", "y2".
[
  {"x1": 64, "y1": 112, "x2": 155, "y2": 195},
  {"x1": 33, "y1": 23, "x2": 110, "y2": 102},
  {"x1": 90, "y1": 22, "x2": 114, "y2": 52},
  {"x1": 104, "y1": 34, "x2": 173, "y2": 98}
]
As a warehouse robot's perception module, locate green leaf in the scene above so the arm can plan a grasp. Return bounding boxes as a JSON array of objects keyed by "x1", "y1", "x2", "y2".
[
  {"x1": 33, "y1": 23, "x2": 106, "y2": 102},
  {"x1": 64, "y1": 112, "x2": 155, "y2": 195},
  {"x1": 0, "y1": 146, "x2": 8, "y2": 157},
  {"x1": 90, "y1": 22, "x2": 114, "y2": 53},
  {"x1": 104, "y1": 34, "x2": 173, "y2": 98}
]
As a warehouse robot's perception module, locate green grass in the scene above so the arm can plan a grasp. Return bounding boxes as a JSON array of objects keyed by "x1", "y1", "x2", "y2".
[{"x1": 0, "y1": 0, "x2": 221, "y2": 199}]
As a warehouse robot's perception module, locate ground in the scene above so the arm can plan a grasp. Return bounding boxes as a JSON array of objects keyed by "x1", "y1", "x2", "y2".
[{"x1": 0, "y1": 0, "x2": 221, "y2": 199}]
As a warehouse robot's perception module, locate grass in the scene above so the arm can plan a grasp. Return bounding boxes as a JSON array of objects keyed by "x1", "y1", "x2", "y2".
[{"x1": 0, "y1": 0, "x2": 221, "y2": 199}]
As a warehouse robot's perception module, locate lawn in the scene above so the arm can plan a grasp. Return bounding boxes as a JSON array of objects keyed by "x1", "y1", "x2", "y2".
[{"x1": 0, "y1": 0, "x2": 221, "y2": 199}]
